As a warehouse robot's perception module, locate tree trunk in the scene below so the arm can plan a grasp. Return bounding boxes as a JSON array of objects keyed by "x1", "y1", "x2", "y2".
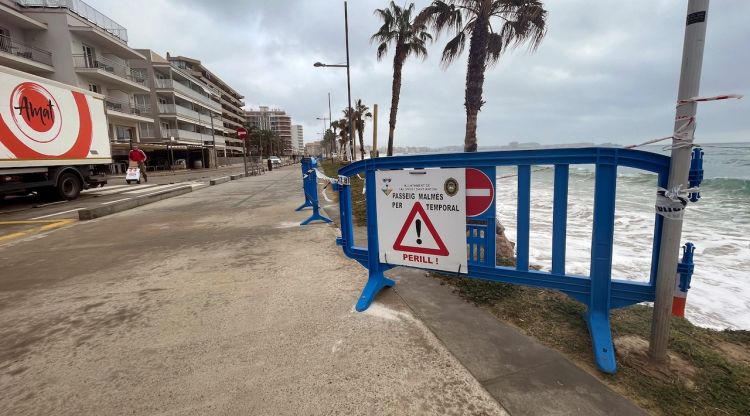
[
  {"x1": 464, "y1": 13, "x2": 491, "y2": 153},
  {"x1": 387, "y1": 46, "x2": 406, "y2": 156},
  {"x1": 358, "y1": 124, "x2": 366, "y2": 160}
]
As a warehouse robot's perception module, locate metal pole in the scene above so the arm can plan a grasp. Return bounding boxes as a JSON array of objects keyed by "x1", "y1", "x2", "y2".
[
  {"x1": 344, "y1": 1, "x2": 354, "y2": 161},
  {"x1": 322, "y1": 118, "x2": 327, "y2": 158},
  {"x1": 649, "y1": 0, "x2": 709, "y2": 362},
  {"x1": 210, "y1": 111, "x2": 217, "y2": 168},
  {"x1": 327, "y1": 94, "x2": 333, "y2": 159},
  {"x1": 242, "y1": 137, "x2": 249, "y2": 176},
  {"x1": 372, "y1": 103, "x2": 378, "y2": 158},
  {"x1": 328, "y1": 92, "x2": 332, "y2": 129}
]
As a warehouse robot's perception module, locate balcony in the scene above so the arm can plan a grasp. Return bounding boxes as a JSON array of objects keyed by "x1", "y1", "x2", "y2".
[
  {"x1": 158, "y1": 103, "x2": 218, "y2": 128},
  {"x1": 104, "y1": 96, "x2": 153, "y2": 122},
  {"x1": 155, "y1": 78, "x2": 221, "y2": 112},
  {"x1": 159, "y1": 128, "x2": 221, "y2": 146},
  {"x1": 73, "y1": 54, "x2": 149, "y2": 92},
  {"x1": 0, "y1": 34, "x2": 53, "y2": 73}
]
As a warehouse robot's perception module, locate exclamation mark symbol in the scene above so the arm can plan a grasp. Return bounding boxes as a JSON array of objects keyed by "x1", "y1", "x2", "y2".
[{"x1": 416, "y1": 219, "x2": 422, "y2": 245}]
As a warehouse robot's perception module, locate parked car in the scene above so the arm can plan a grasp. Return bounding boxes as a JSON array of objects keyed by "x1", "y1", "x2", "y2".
[{"x1": 269, "y1": 157, "x2": 282, "y2": 168}]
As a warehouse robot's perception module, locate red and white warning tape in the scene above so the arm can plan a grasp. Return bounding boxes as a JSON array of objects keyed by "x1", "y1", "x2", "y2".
[{"x1": 626, "y1": 93, "x2": 743, "y2": 150}]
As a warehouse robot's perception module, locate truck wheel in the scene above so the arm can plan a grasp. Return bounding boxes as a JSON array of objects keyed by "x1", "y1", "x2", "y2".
[{"x1": 56, "y1": 172, "x2": 82, "y2": 200}]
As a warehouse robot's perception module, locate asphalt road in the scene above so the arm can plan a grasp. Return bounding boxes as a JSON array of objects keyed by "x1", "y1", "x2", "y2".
[
  {"x1": 0, "y1": 166, "x2": 504, "y2": 415},
  {"x1": 0, "y1": 164, "x2": 255, "y2": 222}
]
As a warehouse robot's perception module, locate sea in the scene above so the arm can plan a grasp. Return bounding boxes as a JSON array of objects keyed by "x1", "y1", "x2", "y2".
[{"x1": 493, "y1": 143, "x2": 750, "y2": 330}]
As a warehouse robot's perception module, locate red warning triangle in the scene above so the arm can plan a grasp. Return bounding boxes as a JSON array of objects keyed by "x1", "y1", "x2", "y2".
[{"x1": 393, "y1": 202, "x2": 449, "y2": 256}]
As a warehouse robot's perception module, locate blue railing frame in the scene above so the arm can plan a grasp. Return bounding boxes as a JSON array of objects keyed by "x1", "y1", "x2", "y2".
[
  {"x1": 336, "y1": 147, "x2": 671, "y2": 374},
  {"x1": 297, "y1": 157, "x2": 331, "y2": 225}
]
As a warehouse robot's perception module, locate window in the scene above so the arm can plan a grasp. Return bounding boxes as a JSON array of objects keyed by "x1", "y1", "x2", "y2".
[
  {"x1": 82, "y1": 44, "x2": 96, "y2": 68},
  {"x1": 88, "y1": 84, "x2": 100, "y2": 94},
  {"x1": 134, "y1": 94, "x2": 149, "y2": 108},
  {"x1": 115, "y1": 126, "x2": 132, "y2": 141},
  {"x1": 0, "y1": 27, "x2": 10, "y2": 53},
  {"x1": 131, "y1": 68, "x2": 146, "y2": 83},
  {"x1": 161, "y1": 122, "x2": 171, "y2": 138}
]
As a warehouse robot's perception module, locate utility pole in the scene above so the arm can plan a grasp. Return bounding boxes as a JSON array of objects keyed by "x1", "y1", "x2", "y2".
[
  {"x1": 344, "y1": 1, "x2": 354, "y2": 161},
  {"x1": 649, "y1": 0, "x2": 709, "y2": 362},
  {"x1": 372, "y1": 104, "x2": 378, "y2": 158}
]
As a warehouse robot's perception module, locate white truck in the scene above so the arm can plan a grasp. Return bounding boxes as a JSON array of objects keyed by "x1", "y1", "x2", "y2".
[{"x1": 0, "y1": 66, "x2": 111, "y2": 200}]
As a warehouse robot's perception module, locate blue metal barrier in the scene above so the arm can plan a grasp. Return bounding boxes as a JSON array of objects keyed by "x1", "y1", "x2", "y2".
[
  {"x1": 296, "y1": 157, "x2": 315, "y2": 211},
  {"x1": 297, "y1": 157, "x2": 331, "y2": 225},
  {"x1": 336, "y1": 147, "x2": 672, "y2": 374}
]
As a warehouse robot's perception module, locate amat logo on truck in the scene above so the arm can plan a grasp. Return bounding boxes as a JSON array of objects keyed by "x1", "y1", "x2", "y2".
[
  {"x1": 11, "y1": 82, "x2": 62, "y2": 143},
  {"x1": 0, "y1": 78, "x2": 95, "y2": 160}
]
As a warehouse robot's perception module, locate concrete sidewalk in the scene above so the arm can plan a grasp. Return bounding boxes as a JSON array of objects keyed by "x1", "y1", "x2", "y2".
[
  {"x1": 0, "y1": 169, "x2": 504, "y2": 415},
  {"x1": 320, "y1": 189, "x2": 646, "y2": 416}
]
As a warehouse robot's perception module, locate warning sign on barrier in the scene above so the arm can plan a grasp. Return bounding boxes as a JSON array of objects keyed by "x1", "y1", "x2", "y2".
[{"x1": 376, "y1": 168, "x2": 467, "y2": 272}]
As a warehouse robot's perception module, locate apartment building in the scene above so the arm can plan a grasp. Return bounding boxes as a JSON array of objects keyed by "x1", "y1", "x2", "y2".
[
  {"x1": 245, "y1": 106, "x2": 292, "y2": 156},
  {"x1": 129, "y1": 49, "x2": 223, "y2": 167},
  {"x1": 291, "y1": 124, "x2": 303, "y2": 155},
  {"x1": 304, "y1": 141, "x2": 322, "y2": 157},
  {"x1": 0, "y1": 0, "x2": 153, "y2": 157},
  {"x1": 167, "y1": 54, "x2": 246, "y2": 158}
]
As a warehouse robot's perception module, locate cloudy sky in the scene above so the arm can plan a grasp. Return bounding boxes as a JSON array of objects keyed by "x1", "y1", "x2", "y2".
[{"x1": 90, "y1": 0, "x2": 748, "y2": 148}]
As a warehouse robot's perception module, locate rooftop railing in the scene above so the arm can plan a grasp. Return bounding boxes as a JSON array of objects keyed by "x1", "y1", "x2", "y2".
[
  {"x1": 16, "y1": 0, "x2": 128, "y2": 43},
  {"x1": 0, "y1": 34, "x2": 52, "y2": 66}
]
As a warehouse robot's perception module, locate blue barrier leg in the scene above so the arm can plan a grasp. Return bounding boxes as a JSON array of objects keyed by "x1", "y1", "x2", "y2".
[
  {"x1": 354, "y1": 168, "x2": 394, "y2": 311},
  {"x1": 587, "y1": 162, "x2": 617, "y2": 374},
  {"x1": 586, "y1": 310, "x2": 616, "y2": 374},
  {"x1": 295, "y1": 200, "x2": 313, "y2": 211},
  {"x1": 355, "y1": 267, "x2": 395, "y2": 312},
  {"x1": 300, "y1": 192, "x2": 331, "y2": 225}
]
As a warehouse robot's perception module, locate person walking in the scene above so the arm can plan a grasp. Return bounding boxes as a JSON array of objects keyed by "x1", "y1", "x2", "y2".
[{"x1": 128, "y1": 146, "x2": 148, "y2": 183}]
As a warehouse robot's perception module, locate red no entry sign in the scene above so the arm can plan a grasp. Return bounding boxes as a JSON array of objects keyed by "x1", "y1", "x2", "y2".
[
  {"x1": 237, "y1": 127, "x2": 248, "y2": 139},
  {"x1": 466, "y1": 168, "x2": 494, "y2": 217}
]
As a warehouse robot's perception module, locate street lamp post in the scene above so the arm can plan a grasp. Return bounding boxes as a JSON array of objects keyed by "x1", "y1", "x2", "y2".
[
  {"x1": 317, "y1": 116, "x2": 329, "y2": 158},
  {"x1": 313, "y1": 1, "x2": 355, "y2": 161}
]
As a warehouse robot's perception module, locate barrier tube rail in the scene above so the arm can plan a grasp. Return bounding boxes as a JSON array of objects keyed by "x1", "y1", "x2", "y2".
[{"x1": 336, "y1": 147, "x2": 671, "y2": 374}]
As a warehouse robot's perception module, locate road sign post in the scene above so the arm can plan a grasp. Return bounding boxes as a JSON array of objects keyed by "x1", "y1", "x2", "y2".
[{"x1": 237, "y1": 127, "x2": 248, "y2": 176}]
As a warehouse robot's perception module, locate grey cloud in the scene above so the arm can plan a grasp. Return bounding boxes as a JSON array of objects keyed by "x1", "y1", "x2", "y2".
[{"x1": 90, "y1": 0, "x2": 749, "y2": 147}]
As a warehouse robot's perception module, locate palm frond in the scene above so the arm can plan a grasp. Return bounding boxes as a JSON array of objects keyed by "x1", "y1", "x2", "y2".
[{"x1": 440, "y1": 30, "x2": 466, "y2": 67}]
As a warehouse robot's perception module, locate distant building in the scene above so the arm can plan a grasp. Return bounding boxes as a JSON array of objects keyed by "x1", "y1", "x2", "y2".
[
  {"x1": 245, "y1": 106, "x2": 292, "y2": 156},
  {"x1": 304, "y1": 141, "x2": 322, "y2": 157},
  {"x1": 291, "y1": 125, "x2": 303, "y2": 155}
]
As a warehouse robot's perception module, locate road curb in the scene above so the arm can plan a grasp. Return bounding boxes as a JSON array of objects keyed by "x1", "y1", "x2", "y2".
[
  {"x1": 78, "y1": 186, "x2": 193, "y2": 221},
  {"x1": 230, "y1": 173, "x2": 245, "y2": 180},
  {"x1": 210, "y1": 176, "x2": 230, "y2": 185}
]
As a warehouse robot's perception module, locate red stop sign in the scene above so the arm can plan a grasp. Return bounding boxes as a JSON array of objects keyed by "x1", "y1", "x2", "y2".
[
  {"x1": 237, "y1": 127, "x2": 248, "y2": 139},
  {"x1": 466, "y1": 168, "x2": 494, "y2": 217}
]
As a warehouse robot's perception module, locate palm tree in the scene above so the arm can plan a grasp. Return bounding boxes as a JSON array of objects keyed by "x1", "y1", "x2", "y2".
[
  {"x1": 418, "y1": 0, "x2": 547, "y2": 152},
  {"x1": 371, "y1": 1, "x2": 432, "y2": 156},
  {"x1": 353, "y1": 99, "x2": 372, "y2": 160},
  {"x1": 337, "y1": 118, "x2": 350, "y2": 161}
]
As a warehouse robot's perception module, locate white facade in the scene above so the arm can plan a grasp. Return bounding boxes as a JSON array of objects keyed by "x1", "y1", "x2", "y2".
[
  {"x1": 245, "y1": 106, "x2": 293, "y2": 155},
  {"x1": 0, "y1": 0, "x2": 153, "y2": 155},
  {"x1": 291, "y1": 124, "x2": 303, "y2": 154},
  {"x1": 130, "y1": 49, "x2": 223, "y2": 151}
]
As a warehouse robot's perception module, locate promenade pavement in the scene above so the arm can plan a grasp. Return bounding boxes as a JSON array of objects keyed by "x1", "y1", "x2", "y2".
[{"x1": 0, "y1": 167, "x2": 505, "y2": 415}]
